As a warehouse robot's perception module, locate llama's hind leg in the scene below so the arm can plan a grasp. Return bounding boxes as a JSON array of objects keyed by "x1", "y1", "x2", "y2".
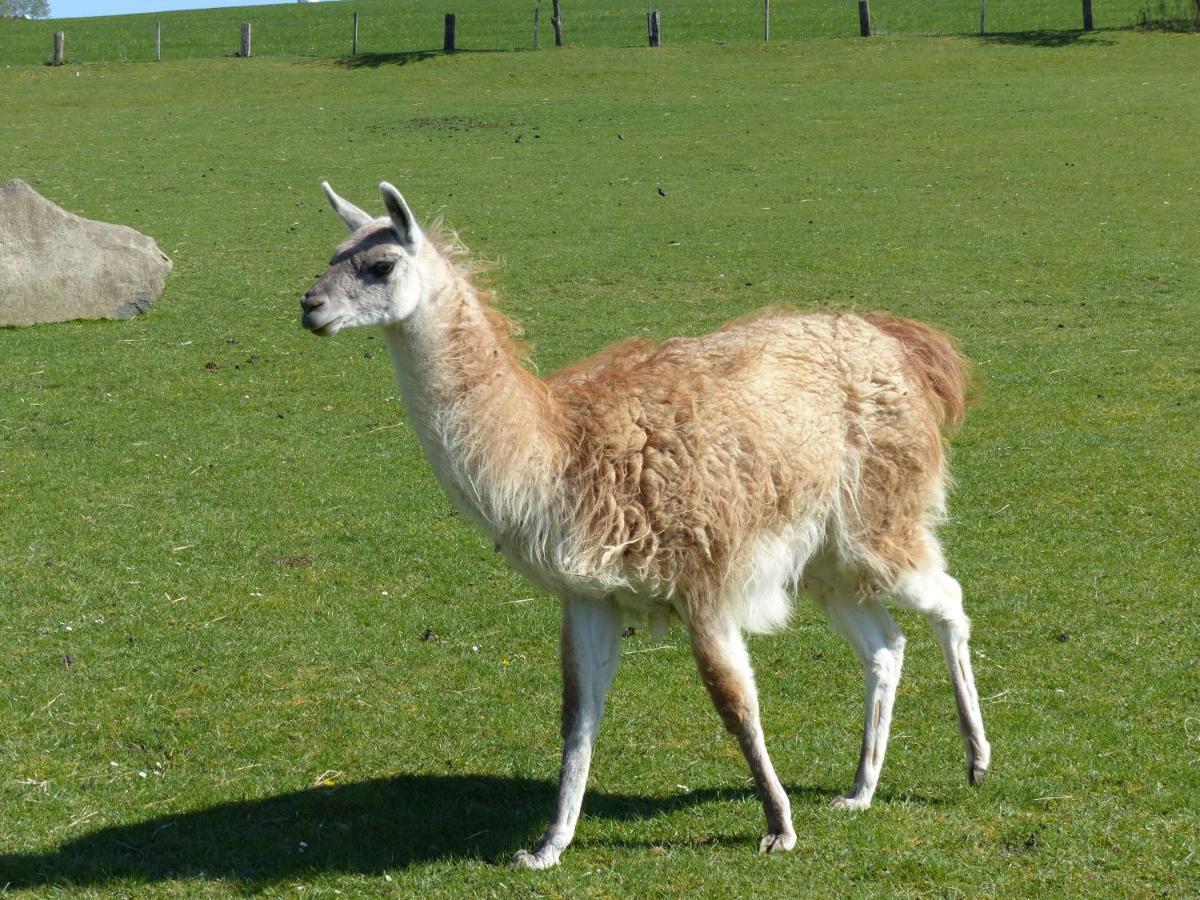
[
  {"x1": 687, "y1": 613, "x2": 796, "y2": 853},
  {"x1": 887, "y1": 567, "x2": 991, "y2": 786},
  {"x1": 512, "y1": 596, "x2": 622, "y2": 870},
  {"x1": 812, "y1": 582, "x2": 907, "y2": 811}
]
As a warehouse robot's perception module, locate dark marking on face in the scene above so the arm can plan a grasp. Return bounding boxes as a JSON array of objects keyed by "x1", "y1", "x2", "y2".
[{"x1": 329, "y1": 223, "x2": 404, "y2": 267}]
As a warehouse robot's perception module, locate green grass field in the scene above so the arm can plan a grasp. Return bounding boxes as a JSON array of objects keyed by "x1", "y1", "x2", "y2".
[
  {"x1": 1, "y1": 7, "x2": 1198, "y2": 898},
  {"x1": 0, "y1": 0, "x2": 1160, "y2": 65}
]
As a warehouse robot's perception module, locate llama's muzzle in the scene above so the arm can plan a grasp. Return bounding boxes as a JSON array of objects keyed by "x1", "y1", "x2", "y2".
[{"x1": 300, "y1": 291, "x2": 338, "y2": 335}]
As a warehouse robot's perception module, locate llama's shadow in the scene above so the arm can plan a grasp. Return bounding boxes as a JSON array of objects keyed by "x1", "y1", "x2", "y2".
[
  {"x1": 977, "y1": 28, "x2": 1117, "y2": 47},
  {"x1": 337, "y1": 48, "x2": 509, "y2": 69},
  {"x1": 337, "y1": 49, "x2": 442, "y2": 69},
  {"x1": 0, "y1": 774, "x2": 840, "y2": 890}
]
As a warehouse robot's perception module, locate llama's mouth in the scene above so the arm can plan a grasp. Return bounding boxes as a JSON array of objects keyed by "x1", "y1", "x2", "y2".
[{"x1": 303, "y1": 314, "x2": 345, "y2": 337}]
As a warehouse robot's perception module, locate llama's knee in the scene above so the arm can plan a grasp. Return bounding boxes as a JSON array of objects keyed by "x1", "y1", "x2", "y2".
[
  {"x1": 698, "y1": 658, "x2": 758, "y2": 734},
  {"x1": 933, "y1": 572, "x2": 964, "y2": 615},
  {"x1": 927, "y1": 574, "x2": 973, "y2": 639},
  {"x1": 690, "y1": 624, "x2": 760, "y2": 735},
  {"x1": 891, "y1": 569, "x2": 966, "y2": 622},
  {"x1": 868, "y1": 636, "x2": 905, "y2": 688}
]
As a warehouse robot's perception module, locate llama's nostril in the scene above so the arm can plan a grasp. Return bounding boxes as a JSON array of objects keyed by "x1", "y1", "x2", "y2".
[{"x1": 301, "y1": 293, "x2": 325, "y2": 313}]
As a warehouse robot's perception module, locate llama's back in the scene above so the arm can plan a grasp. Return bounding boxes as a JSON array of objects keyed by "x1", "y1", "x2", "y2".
[{"x1": 548, "y1": 310, "x2": 967, "y2": 611}]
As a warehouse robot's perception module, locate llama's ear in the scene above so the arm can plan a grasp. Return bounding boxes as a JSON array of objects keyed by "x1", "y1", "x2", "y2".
[
  {"x1": 380, "y1": 182, "x2": 423, "y2": 256},
  {"x1": 321, "y1": 181, "x2": 373, "y2": 233}
]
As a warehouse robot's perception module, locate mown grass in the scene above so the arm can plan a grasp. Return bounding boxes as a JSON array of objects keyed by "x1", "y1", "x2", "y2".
[
  {"x1": 0, "y1": 21, "x2": 1197, "y2": 900},
  {"x1": 0, "y1": 0, "x2": 1154, "y2": 65}
]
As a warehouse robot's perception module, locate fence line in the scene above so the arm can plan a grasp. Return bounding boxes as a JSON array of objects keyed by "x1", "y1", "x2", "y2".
[{"x1": 26, "y1": 3, "x2": 1159, "y2": 69}]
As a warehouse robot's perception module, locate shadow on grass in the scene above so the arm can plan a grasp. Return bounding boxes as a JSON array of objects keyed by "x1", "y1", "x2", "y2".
[
  {"x1": 0, "y1": 774, "x2": 837, "y2": 889},
  {"x1": 337, "y1": 48, "x2": 509, "y2": 69},
  {"x1": 978, "y1": 29, "x2": 1117, "y2": 47}
]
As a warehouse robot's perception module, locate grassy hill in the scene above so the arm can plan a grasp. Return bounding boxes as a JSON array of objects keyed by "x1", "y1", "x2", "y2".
[
  {"x1": 0, "y1": 0, "x2": 1159, "y2": 65},
  {"x1": 1, "y1": 5, "x2": 1197, "y2": 898}
]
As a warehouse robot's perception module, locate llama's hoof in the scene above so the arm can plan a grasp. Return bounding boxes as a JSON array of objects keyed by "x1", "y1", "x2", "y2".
[
  {"x1": 759, "y1": 831, "x2": 797, "y2": 854},
  {"x1": 829, "y1": 795, "x2": 871, "y2": 812},
  {"x1": 511, "y1": 847, "x2": 561, "y2": 870},
  {"x1": 968, "y1": 740, "x2": 991, "y2": 786}
]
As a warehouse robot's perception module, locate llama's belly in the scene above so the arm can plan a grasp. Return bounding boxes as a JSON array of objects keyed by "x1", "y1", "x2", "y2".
[
  {"x1": 494, "y1": 539, "x2": 605, "y2": 599},
  {"x1": 495, "y1": 538, "x2": 679, "y2": 634}
]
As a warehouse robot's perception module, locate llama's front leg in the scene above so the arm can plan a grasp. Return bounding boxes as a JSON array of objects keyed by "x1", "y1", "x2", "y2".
[
  {"x1": 688, "y1": 615, "x2": 796, "y2": 853},
  {"x1": 512, "y1": 596, "x2": 622, "y2": 870}
]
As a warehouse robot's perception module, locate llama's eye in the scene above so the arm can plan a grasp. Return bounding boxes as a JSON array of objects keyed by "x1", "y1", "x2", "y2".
[{"x1": 370, "y1": 259, "x2": 395, "y2": 278}]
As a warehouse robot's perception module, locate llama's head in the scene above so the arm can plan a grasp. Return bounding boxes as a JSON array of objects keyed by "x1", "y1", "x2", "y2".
[{"x1": 301, "y1": 181, "x2": 426, "y2": 336}]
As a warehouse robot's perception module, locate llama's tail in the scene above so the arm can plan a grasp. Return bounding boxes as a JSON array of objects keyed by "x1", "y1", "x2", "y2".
[{"x1": 863, "y1": 312, "x2": 972, "y2": 433}]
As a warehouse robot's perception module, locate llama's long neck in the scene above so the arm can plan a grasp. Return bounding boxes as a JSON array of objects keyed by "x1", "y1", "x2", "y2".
[{"x1": 381, "y1": 250, "x2": 567, "y2": 552}]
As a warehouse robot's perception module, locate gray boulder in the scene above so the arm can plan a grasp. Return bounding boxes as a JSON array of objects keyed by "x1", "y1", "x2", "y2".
[{"x1": 0, "y1": 178, "x2": 172, "y2": 327}]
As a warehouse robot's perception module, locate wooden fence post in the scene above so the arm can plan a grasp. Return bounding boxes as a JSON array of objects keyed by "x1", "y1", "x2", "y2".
[
  {"x1": 648, "y1": 9, "x2": 660, "y2": 46},
  {"x1": 52, "y1": 31, "x2": 64, "y2": 65},
  {"x1": 533, "y1": 6, "x2": 540, "y2": 49},
  {"x1": 240, "y1": 22, "x2": 251, "y2": 58},
  {"x1": 979, "y1": 0, "x2": 986, "y2": 35},
  {"x1": 858, "y1": 0, "x2": 871, "y2": 37},
  {"x1": 155, "y1": 21, "x2": 161, "y2": 61},
  {"x1": 352, "y1": 12, "x2": 359, "y2": 55},
  {"x1": 444, "y1": 13, "x2": 456, "y2": 52},
  {"x1": 551, "y1": 0, "x2": 563, "y2": 46},
  {"x1": 764, "y1": 0, "x2": 770, "y2": 42},
  {"x1": 1082, "y1": 0, "x2": 1094, "y2": 30}
]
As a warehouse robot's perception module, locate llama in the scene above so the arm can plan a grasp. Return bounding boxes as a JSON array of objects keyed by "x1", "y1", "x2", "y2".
[{"x1": 300, "y1": 182, "x2": 991, "y2": 869}]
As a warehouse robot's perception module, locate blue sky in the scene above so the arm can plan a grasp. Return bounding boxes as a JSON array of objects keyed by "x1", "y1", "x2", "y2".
[{"x1": 50, "y1": 1, "x2": 299, "y2": 19}]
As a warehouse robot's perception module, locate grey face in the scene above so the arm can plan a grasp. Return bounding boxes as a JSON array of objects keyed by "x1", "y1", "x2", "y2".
[
  {"x1": 300, "y1": 181, "x2": 425, "y2": 336},
  {"x1": 301, "y1": 223, "x2": 411, "y2": 335}
]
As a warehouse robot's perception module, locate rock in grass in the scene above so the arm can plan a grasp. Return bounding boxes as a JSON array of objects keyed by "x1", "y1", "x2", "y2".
[{"x1": 0, "y1": 178, "x2": 172, "y2": 327}]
